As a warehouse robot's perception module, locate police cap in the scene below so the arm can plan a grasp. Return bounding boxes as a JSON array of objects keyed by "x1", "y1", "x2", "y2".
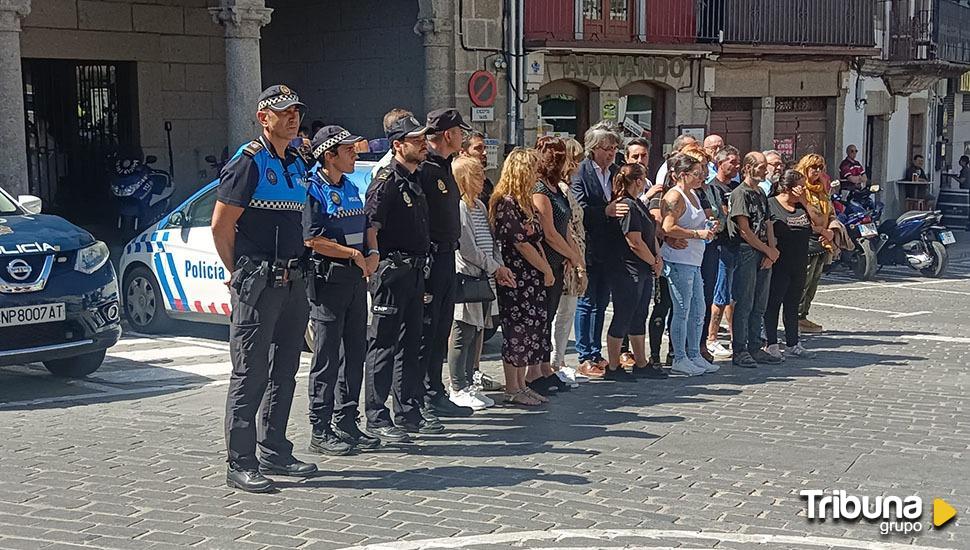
[
  {"x1": 257, "y1": 84, "x2": 306, "y2": 113},
  {"x1": 426, "y1": 108, "x2": 473, "y2": 133},
  {"x1": 311, "y1": 125, "x2": 364, "y2": 160},
  {"x1": 386, "y1": 115, "x2": 429, "y2": 143}
]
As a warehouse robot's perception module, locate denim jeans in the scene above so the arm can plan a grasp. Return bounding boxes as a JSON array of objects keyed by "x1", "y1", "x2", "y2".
[
  {"x1": 664, "y1": 261, "x2": 705, "y2": 361},
  {"x1": 714, "y1": 245, "x2": 736, "y2": 306},
  {"x1": 731, "y1": 245, "x2": 772, "y2": 354},
  {"x1": 574, "y1": 261, "x2": 611, "y2": 361}
]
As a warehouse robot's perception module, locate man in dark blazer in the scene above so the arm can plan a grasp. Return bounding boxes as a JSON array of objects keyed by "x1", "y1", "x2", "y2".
[{"x1": 570, "y1": 124, "x2": 627, "y2": 375}]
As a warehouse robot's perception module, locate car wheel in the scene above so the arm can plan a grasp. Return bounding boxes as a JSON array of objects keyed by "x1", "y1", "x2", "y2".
[
  {"x1": 124, "y1": 266, "x2": 171, "y2": 333},
  {"x1": 44, "y1": 349, "x2": 107, "y2": 378}
]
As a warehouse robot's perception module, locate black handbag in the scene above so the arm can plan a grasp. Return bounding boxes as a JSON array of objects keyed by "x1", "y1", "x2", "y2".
[{"x1": 454, "y1": 273, "x2": 495, "y2": 303}]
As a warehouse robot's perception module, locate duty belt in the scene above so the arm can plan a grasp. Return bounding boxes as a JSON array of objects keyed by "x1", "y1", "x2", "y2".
[{"x1": 383, "y1": 250, "x2": 428, "y2": 269}]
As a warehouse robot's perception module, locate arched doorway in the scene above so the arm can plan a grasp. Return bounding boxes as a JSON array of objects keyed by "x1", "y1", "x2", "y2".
[
  {"x1": 538, "y1": 80, "x2": 591, "y2": 141},
  {"x1": 619, "y1": 81, "x2": 669, "y2": 178}
]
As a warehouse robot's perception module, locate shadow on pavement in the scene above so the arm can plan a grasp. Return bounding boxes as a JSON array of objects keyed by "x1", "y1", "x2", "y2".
[{"x1": 273, "y1": 465, "x2": 589, "y2": 491}]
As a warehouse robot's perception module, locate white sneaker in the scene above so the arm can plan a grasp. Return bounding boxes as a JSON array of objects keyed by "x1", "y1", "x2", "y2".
[
  {"x1": 469, "y1": 388, "x2": 495, "y2": 408},
  {"x1": 671, "y1": 358, "x2": 705, "y2": 377},
  {"x1": 450, "y1": 388, "x2": 487, "y2": 411},
  {"x1": 788, "y1": 343, "x2": 817, "y2": 359},
  {"x1": 690, "y1": 355, "x2": 720, "y2": 373},
  {"x1": 764, "y1": 344, "x2": 785, "y2": 362},
  {"x1": 555, "y1": 368, "x2": 580, "y2": 388},
  {"x1": 473, "y1": 370, "x2": 504, "y2": 391},
  {"x1": 561, "y1": 365, "x2": 589, "y2": 382},
  {"x1": 706, "y1": 340, "x2": 732, "y2": 359}
]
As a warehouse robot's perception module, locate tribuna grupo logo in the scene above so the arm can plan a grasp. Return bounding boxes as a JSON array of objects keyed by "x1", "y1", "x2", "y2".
[{"x1": 800, "y1": 490, "x2": 957, "y2": 535}]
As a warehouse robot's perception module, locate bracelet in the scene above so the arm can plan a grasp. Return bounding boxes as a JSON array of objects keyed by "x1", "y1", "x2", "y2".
[{"x1": 692, "y1": 229, "x2": 699, "y2": 239}]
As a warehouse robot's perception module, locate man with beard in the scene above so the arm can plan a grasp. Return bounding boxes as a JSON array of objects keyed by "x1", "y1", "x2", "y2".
[{"x1": 760, "y1": 150, "x2": 784, "y2": 195}]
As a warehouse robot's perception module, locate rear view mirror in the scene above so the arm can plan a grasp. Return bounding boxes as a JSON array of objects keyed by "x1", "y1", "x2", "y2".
[
  {"x1": 18, "y1": 194, "x2": 42, "y2": 214},
  {"x1": 168, "y1": 211, "x2": 186, "y2": 227}
]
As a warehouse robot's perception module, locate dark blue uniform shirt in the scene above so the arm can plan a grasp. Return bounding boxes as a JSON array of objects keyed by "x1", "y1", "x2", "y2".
[
  {"x1": 303, "y1": 169, "x2": 368, "y2": 254},
  {"x1": 364, "y1": 158, "x2": 430, "y2": 256}
]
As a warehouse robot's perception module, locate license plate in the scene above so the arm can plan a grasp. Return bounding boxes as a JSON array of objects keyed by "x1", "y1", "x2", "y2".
[
  {"x1": 0, "y1": 303, "x2": 66, "y2": 328},
  {"x1": 940, "y1": 230, "x2": 956, "y2": 245},
  {"x1": 858, "y1": 223, "x2": 878, "y2": 238}
]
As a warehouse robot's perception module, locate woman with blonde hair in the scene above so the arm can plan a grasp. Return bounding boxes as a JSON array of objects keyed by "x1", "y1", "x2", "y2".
[
  {"x1": 793, "y1": 153, "x2": 835, "y2": 333},
  {"x1": 447, "y1": 157, "x2": 516, "y2": 410},
  {"x1": 491, "y1": 148, "x2": 555, "y2": 406},
  {"x1": 550, "y1": 139, "x2": 591, "y2": 383}
]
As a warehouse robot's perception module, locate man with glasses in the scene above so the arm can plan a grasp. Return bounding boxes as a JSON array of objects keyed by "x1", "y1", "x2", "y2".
[
  {"x1": 760, "y1": 150, "x2": 785, "y2": 195},
  {"x1": 703, "y1": 134, "x2": 724, "y2": 180},
  {"x1": 839, "y1": 145, "x2": 867, "y2": 191}
]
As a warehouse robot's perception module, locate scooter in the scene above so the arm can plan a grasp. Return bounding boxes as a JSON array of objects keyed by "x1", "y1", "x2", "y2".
[
  {"x1": 831, "y1": 183, "x2": 883, "y2": 280},
  {"x1": 109, "y1": 155, "x2": 173, "y2": 238},
  {"x1": 874, "y1": 209, "x2": 955, "y2": 278}
]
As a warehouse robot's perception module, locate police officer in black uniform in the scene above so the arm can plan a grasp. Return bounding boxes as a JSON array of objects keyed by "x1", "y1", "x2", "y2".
[
  {"x1": 417, "y1": 108, "x2": 476, "y2": 418},
  {"x1": 212, "y1": 85, "x2": 317, "y2": 493},
  {"x1": 363, "y1": 111, "x2": 443, "y2": 442},
  {"x1": 303, "y1": 125, "x2": 381, "y2": 454}
]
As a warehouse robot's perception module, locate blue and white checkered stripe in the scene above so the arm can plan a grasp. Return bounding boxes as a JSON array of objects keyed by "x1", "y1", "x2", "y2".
[{"x1": 125, "y1": 231, "x2": 168, "y2": 254}]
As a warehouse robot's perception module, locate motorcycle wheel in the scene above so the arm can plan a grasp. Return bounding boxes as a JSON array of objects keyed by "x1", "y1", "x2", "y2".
[
  {"x1": 919, "y1": 241, "x2": 948, "y2": 278},
  {"x1": 853, "y1": 240, "x2": 878, "y2": 281}
]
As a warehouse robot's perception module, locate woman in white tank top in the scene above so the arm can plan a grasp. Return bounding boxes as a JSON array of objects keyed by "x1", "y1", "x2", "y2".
[{"x1": 660, "y1": 155, "x2": 720, "y2": 377}]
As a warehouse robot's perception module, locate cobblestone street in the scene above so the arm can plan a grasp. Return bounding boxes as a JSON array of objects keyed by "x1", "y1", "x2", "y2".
[{"x1": 1, "y1": 248, "x2": 969, "y2": 550}]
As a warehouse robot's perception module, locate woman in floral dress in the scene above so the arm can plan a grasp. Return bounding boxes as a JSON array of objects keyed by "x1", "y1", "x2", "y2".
[{"x1": 489, "y1": 148, "x2": 555, "y2": 406}]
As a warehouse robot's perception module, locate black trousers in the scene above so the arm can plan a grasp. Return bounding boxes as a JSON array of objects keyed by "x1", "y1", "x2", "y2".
[
  {"x1": 418, "y1": 249, "x2": 456, "y2": 401},
  {"x1": 700, "y1": 241, "x2": 721, "y2": 345},
  {"x1": 225, "y1": 277, "x2": 310, "y2": 469},
  {"x1": 308, "y1": 276, "x2": 367, "y2": 430},
  {"x1": 648, "y1": 275, "x2": 674, "y2": 359},
  {"x1": 541, "y1": 263, "x2": 565, "y2": 363},
  {"x1": 608, "y1": 267, "x2": 652, "y2": 339},
  {"x1": 764, "y1": 255, "x2": 808, "y2": 347},
  {"x1": 365, "y1": 260, "x2": 425, "y2": 428}
]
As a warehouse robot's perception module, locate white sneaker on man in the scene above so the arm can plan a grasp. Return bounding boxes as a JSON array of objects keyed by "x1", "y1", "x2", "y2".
[
  {"x1": 706, "y1": 340, "x2": 732, "y2": 359},
  {"x1": 450, "y1": 388, "x2": 488, "y2": 411},
  {"x1": 764, "y1": 343, "x2": 785, "y2": 362},
  {"x1": 788, "y1": 343, "x2": 817, "y2": 359},
  {"x1": 469, "y1": 388, "x2": 495, "y2": 408},
  {"x1": 555, "y1": 368, "x2": 581, "y2": 388},
  {"x1": 671, "y1": 358, "x2": 705, "y2": 377},
  {"x1": 690, "y1": 355, "x2": 720, "y2": 373}
]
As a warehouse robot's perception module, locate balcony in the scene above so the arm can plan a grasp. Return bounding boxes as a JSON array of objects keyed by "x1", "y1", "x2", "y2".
[
  {"x1": 882, "y1": 0, "x2": 970, "y2": 94},
  {"x1": 524, "y1": 0, "x2": 875, "y2": 53}
]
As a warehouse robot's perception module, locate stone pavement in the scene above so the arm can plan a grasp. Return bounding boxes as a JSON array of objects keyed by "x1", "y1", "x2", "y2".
[{"x1": 1, "y1": 242, "x2": 969, "y2": 549}]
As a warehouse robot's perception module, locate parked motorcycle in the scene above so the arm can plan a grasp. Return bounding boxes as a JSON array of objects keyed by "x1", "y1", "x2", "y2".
[
  {"x1": 109, "y1": 155, "x2": 173, "y2": 239},
  {"x1": 832, "y1": 183, "x2": 883, "y2": 280},
  {"x1": 874, "y1": 209, "x2": 954, "y2": 278}
]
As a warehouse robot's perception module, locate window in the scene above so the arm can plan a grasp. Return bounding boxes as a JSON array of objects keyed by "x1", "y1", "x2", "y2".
[
  {"x1": 539, "y1": 94, "x2": 579, "y2": 138},
  {"x1": 185, "y1": 188, "x2": 217, "y2": 228},
  {"x1": 622, "y1": 95, "x2": 654, "y2": 130},
  {"x1": 610, "y1": 0, "x2": 628, "y2": 20}
]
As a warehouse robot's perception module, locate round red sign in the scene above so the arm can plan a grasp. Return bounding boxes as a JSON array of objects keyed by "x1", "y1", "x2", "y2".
[{"x1": 468, "y1": 70, "x2": 497, "y2": 108}]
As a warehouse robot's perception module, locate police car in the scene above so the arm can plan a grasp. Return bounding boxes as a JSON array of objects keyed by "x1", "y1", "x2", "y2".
[
  {"x1": 0, "y1": 187, "x2": 121, "y2": 377},
  {"x1": 118, "y1": 161, "x2": 377, "y2": 340}
]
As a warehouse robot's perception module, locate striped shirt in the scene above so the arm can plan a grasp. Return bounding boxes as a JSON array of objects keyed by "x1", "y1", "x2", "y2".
[{"x1": 468, "y1": 203, "x2": 497, "y2": 294}]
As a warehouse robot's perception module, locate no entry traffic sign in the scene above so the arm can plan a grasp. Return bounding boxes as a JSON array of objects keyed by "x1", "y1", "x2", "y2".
[{"x1": 468, "y1": 70, "x2": 497, "y2": 108}]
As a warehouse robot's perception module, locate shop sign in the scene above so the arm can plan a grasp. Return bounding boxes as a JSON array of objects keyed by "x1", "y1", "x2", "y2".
[
  {"x1": 559, "y1": 54, "x2": 688, "y2": 80},
  {"x1": 774, "y1": 137, "x2": 795, "y2": 160},
  {"x1": 602, "y1": 100, "x2": 618, "y2": 120}
]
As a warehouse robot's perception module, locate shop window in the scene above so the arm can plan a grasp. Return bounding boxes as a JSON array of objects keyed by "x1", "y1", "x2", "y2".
[
  {"x1": 622, "y1": 94, "x2": 654, "y2": 130},
  {"x1": 610, "y1": 0, "x2": 629, "y2": 20},
  {"x1": 583, "y1": 0, "x2": 602, "y2": 20},
  {"x1": 539, "y1": 94, "x2": 579, "y2": 138}
]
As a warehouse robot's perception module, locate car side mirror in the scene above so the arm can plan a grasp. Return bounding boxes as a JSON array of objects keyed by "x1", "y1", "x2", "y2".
[
  {"x1": 145, "y1": 155, "x2": 158, "y2": 164},
  {"x1": 17, "y1": 194, "x2": 42, "y2": 214},
  {"x1": 168, "y1": 210, "x2": 186, "y2": 227}
]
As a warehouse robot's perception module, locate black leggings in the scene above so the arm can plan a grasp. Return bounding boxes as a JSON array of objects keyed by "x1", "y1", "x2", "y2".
[
  {"x1": 764, "y1": 255, "x2": 808, "y2": 347},
  {"x1": 648, "y1": 275, "x2": 674, "y2": 359},
  {"x1": 607, "y1": 269, "x2": 652, "y2": 339},
  {"x1": 541, "y1": 263, "x2": 565, "y2": 363}
]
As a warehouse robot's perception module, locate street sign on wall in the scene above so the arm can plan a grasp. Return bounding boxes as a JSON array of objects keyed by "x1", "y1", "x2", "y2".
[{"x1": 468, "y1": 70, "x2": 497, "y2": 108}]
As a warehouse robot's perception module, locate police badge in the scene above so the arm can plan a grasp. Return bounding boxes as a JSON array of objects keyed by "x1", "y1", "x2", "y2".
[
  {"x1": 266, "y1": 169, "x2": 278, "y2": 185},
  {"x1": 437, "y1": 179, "x2": 447, "y2": 193},
  {"x1": 403, "y1": 192, "x2": 413, "y2": 207},
  {"x1": 330, "y1": 191, "x2": 341, "y2": 206}
]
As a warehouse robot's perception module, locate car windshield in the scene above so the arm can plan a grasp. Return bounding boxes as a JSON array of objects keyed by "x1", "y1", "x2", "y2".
[{"x1": 0, "y1": 189, "x2": 23, "y2": 214}]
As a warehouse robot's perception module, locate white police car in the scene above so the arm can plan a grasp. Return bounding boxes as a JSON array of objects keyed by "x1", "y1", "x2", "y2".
[
  {"x1": 0, "y1": 187, "x2": 121, "y2": 377},
  {"x1": 118, "y1": 161, "x2": 377, "y2": 339}
]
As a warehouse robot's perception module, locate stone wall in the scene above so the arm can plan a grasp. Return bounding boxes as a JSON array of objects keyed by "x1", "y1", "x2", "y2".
[
  {"x1": 22, "y1": 0, "x2": 228, "y2": 203},
  {"x1": 261, "y1": 0, "x2": 425, "y2": 140}
]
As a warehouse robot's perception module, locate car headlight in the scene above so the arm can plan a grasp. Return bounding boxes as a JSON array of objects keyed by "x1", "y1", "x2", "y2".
[{"x1": 75, "y1": 241, "x2": 110, "y2": 274}]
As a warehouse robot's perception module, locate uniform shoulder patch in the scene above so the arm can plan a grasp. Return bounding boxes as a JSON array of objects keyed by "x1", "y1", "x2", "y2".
[
  {"x1": 242, "y1": 140, "x2": 264, "y2": 158},
  {"x1": 375, "y1": 167, "x2": 392, "y2": 182}
]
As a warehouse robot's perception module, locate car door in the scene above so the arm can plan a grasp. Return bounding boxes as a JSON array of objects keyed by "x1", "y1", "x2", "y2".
[{"x1": 153, "y1": 184, "x2": 232, "y2": 319}]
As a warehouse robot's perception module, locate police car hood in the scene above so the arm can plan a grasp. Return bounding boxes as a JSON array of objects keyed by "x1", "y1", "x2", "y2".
[{"x1": 0, "y1": 214, "x2": 96, "y2": 255}]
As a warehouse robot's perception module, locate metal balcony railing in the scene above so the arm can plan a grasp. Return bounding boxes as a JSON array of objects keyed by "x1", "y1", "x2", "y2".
[{"x1": 887, "y1": 0, "x2": 970, "y2": 64}]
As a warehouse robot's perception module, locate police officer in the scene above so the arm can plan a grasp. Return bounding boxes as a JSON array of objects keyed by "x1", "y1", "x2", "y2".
[
  {"x1": 303, "y1": 125, "x2": 381, "y2": 454},
  {"x1": 363, "y1": 111, "x2": 442, "y2": 442},
  {"x1": 417, "y1": 108, "x2": 475, "y2": 418},
  {"x1": 212, "y1": 85, "x2": 317, "y2": 493}
]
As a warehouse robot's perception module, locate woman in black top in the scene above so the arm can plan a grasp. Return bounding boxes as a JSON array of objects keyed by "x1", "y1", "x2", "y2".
[
  {"x1": 763, "y1": 170, "x2": 825, "y2": 360},
  {"x1": 532, "y1": 136, "x2": 584, "y2": 395},
  {"x1": 605, "y1": 164, "x2": 665, "y2": 380}
]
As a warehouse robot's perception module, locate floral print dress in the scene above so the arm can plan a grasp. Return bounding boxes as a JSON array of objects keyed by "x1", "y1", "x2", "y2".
[{"x1": 494, "y1": 195, "x2": 549, "y2": 368}]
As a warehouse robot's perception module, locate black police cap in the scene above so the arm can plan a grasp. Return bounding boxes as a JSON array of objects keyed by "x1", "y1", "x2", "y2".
[
  {"x1": 386, "y1": 115, "x2": 429, "y2": 143},
  {"x1": 426, "y1": 108, "x2": 473, "y2": 133},
  {"x1": 256, "y1": 84, "x2": 306, "y2": 112},
  {"x1": 311, "y1": 125, "x2": 364, "y2": 160}
]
